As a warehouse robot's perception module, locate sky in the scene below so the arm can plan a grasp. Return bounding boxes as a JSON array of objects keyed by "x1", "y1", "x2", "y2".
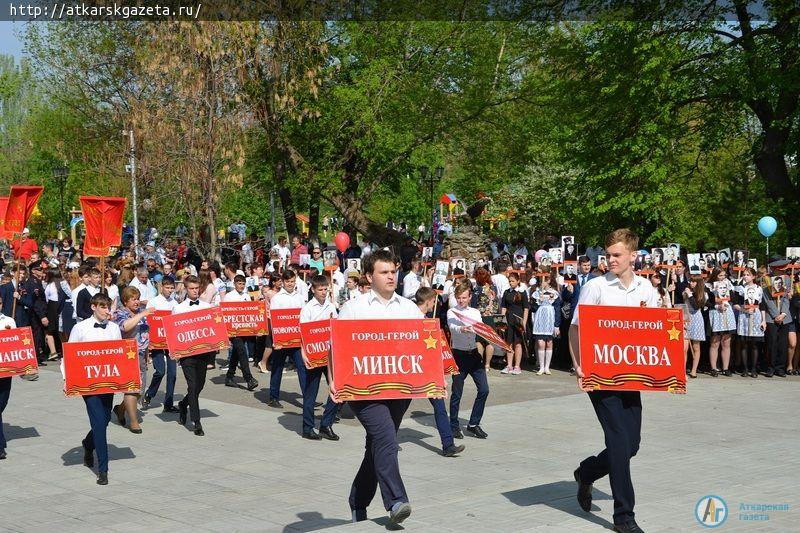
[{"x1": 0, "y1": 21, "x2": 26, "y2": 58}]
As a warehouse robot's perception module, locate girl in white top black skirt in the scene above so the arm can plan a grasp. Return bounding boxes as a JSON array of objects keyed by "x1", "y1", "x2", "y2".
[
  {"x1": 683, "y1": 275, "x2": 715, "y2": 378},
  {"x1": 732, "y1": 268, "x2": 766, "y2": 377},
  {"x1": 708, "y1": 268, "x2": 736, "y2": 376}
]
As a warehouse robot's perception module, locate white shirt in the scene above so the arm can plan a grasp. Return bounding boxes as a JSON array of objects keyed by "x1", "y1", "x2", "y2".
[
  {"x1": 447, "y1": 305, "x2": 481, "y2": 351},
  {"x1": 129, "y1": 277, "x2": 157, "y2": 300},
  {"x1": 571, "y1": 271, "x2": 660, "y2": 326},
  {"x1": 492, "y1": 273, "x2": 510, "y2": 300},
  {"x1": 300, "y1": 297, "x2": 338, "y2": 323},
  {"x1": 295, "y1": 277, "x2": 310, "y2": 301},
  {"x1": 338, "y1": 290, "x2": 423, "y2": 320},
  {"x1": 173, "y1": 298, "x2": 211, "y2": 315},
  {"x1": 272, "y1": 245, "x2": 291, "y2": 262},
  {"x1": 223, "y1": 290, "x2": 252, "y2": 302},
  {"x1": 71, "y1": 282, "x2": 86, "y2": 319},
  {"x1": 0, "y1": 313, "x2": 17, "y2": 329},
  {"x1": 271, "y1": 288, "x2": 307, "y2": 310},
  {"x1": 402, "y1": 271, "x2": 422, "y2": 299},
  {"x1": 45, "y1": 282, "x2": 60, "y2": 302},
  {"x1": 68, "y1": 316, "x2": 122, "y2": 342},
  {"x1": 146, "y1": 293, "x2": 177, "y2": 312}
]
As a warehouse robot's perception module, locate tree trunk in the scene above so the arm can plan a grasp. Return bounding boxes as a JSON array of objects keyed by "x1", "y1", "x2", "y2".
[
  {"x1": 753, "y1": 126, "x2": 796, "y2": 203},
  {"x1": 308, "y1": 190, "x2": 320, "y2": 239},
  {"x1": 276, "y1": 159, "x2": 299, "y2": 237},
  {"x1": 324, "y1": 191, "x2": 405, "y2": 246}
]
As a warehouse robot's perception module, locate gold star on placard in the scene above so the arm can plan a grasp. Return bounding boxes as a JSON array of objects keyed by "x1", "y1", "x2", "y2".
[
  {"x1": 214, "y1": 315, "x2": 223, "y2": 323},
  {"x1": 21, "y1": 336, "x2": 32, "y2": 346},
  {"x1": 423, "y1": 334, "x2": 438, "y2": 350},
  {"x1": 126, "y1": 350, "x2": 137, "y2": 359},
  {"x1": 667, "y1": 326, "x2": 680, "y2": 341}
]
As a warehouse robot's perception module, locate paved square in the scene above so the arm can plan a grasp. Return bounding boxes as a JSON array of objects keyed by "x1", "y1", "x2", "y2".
[{"x1": 1, "y1": 364, "x2": 797, "y2": 532}]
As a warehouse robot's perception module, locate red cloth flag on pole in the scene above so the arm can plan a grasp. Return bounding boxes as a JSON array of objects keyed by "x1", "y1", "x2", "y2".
[
  {"x1": 451, "y1": 309, "x2": 512, "y2": 352},
  {"x1": 0, "y1": 197, "x2": 15, "y2": 240},
  {"x1": 80, "y1": 196, "x2": 127, "y2": 257},
  {"x1": 3, "y1": 185, "x2": 44, "y2": 234}
]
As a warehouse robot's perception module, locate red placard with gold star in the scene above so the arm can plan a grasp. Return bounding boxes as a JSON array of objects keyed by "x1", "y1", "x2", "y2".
[
  {"x1": 0, "y1": 327, "x2": 39, "y2": 378},
  {"x1": 162, "y1": 307, "x2": 229, "y2": 360},
  {"x1": 578, "y1": 305, "x2": 686, "y2": 393},
  {"x1": 330, "y1": 319, "x2": 446, "y2": 401},
  {"x1": 63, "y1": 339, "x2": 141, "y2": 396},
  {"x1": 221, "y1": 301, "x2": 269, "y2": 337}
]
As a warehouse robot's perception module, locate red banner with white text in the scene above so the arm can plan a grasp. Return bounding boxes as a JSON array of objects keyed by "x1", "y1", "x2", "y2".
[
  {"x1": 163, "y1": 307, "x2": 229, "y2": 360},
  {"x1": 63, "y1": 339, "x2": 141, "y2": 396},
  {"x1": 221, "y1": 301, "x2": 269, "y2": 336},
  {"x1": 146, "y1": 310, "x2": 172, "y2": 350},
  {"x1": 434, "y1": 324, "x2": 459, "y2": 376},
  {"x1": 0, "y1": 327, "x2": 39, "y2": 378},
  {"x1": 451, "y1": 309, "x2": 511, "y2": 352},
  {"x1": 331, "y1": 319, "x2": 446, "y2": 401},
  {"x1": 300, "y1": 319, "x2": 332, "y2": 369},
  {"x1": 270, "y1": 308, "x2": 302, "y2": 348},
  {"x1": 578, "y1": 305, "x2": 686, "y2": 393}
]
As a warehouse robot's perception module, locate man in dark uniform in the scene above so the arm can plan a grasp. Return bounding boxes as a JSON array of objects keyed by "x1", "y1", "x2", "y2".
[
  {"x1": 568, "y1": 229, "x2": 659, "y2": 533},
  {"x1": 21, "y1": 261, "x2": 49, "y2": 365},
  {"x1": 0, "y1": 264, "x2": 30, "y2": 328}
]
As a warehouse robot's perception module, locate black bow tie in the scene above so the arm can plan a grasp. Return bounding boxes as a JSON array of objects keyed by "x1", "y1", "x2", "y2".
[
  {"x1": 94, "y1": 322, "x2": 107, "y2": 329},
  {"x1": 189, "y1": 300, "x2": 200, "y2": 306}
]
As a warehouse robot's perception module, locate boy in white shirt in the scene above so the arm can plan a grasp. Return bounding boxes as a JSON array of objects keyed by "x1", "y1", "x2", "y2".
[
  {"x1": 298, "y1": 275, "x2": 338, "y2": 441},
  {"x1": 267, "y1": 269, "x2": 308, "y2": 408},
  {"x1": 68, "y1": 293, "x2": 122, "y2": 485},
  {"x1": 222, "y1": 275, "x2": 258, "y2": 391},
  {"x1": 143, "y1": 278, "x2": 178, "y2": 412}
]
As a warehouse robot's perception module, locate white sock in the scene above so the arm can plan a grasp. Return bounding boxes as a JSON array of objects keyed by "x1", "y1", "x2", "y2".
[
  {"x1": 544, "y1": 349, "x2": 553, "y2": 371},
  {"x1": 537, "y1": 348, "x2": 546, "y2": 370}
]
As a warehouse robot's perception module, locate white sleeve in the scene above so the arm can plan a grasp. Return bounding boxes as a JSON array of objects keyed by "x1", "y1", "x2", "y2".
[{"x1": 570, "y1": 280, "x2": 601, "y2": 326}]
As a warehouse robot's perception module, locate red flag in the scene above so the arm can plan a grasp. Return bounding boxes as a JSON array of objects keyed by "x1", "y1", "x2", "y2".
[
  {"x1": 3, "y1": 185, "x2": 43, "y2": 234},
  {"x1": 80, "y1": 196, "x2": 127, "y2": 257},
  {"x1": 0, "y1": 197, "x2": 15, "y2": 240}
]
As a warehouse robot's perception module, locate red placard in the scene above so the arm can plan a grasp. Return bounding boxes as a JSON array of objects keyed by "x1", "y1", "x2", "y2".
[
  {"x1": 80, "y1": 196, "x2": 127, "y2": 257},
  {"x1": 331, "y1": 319, "x2": 446, "y2": 401},
  {"x1": 63, "y1": 339, "x2": 141, "y2": 396},
  {"x1": 221, "y1": 301, "x2": 269, "y2": 336},
  {"x1": 578, "y1": 305, "x2": 686, "y2": 393},
  {"x1": 436, "y1": 324, "x2": 459, "y2": 376},
  {"x1": 451, "y1": 309, "x2": 512, "y2": 352},
  {"x1": 146, "y1": 310, "x2": 172, "y2": 350},
  {"x1": 162, "y1": 307, "x2": 229, "y2": 359},
  {"x1": 300, "y1": 319, "x2": 332, "y2": 369},
  {"x1": 3, "y1": 185, "x2": 43, "y2": 234},
  {"x1": 271, "y1": 308, "x2": 302, "y2": 348},
  {"x1": 0, "y1": 327, "x2": 39, "y2": 378},
  {"x1": 0, "y1": 197, "x2": 15, "y2": 240}
]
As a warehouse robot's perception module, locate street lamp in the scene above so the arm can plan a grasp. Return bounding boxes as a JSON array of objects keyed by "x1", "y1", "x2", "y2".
[
  {"x1": 420, "y1": 166, "x2": 443, "y2": 242},
  {"x1": 53, "y1": 166, "x2": 69, "y2": 230}
]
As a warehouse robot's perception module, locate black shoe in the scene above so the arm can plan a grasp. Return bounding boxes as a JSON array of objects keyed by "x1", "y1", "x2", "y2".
[
  {"x1": 452, "y1": 427, "x2": 464, "y2": 439},
  {"x1": 82, "y1": 440, "x2": 94, "y2": 468},
  {"x1": 225, "y1": 377, "x2": 237, "y2": 387},
  {"x1": 574, "y1": 468, "x2": 593, "y2": 512},
  {"x1": 613, "y1": 518, "x2": 644, "y2": 533},
  {"x1": 314, "y1": 401, "x2": 324, "y2": 408},
  {"x1": 96, "y1": 472, "x2": 108, "y2": 485},
  {"x1": 765, "y1": 370, "x2": 774, "y2": 378},
  {"x1": 142, "y1": 395, "x2": 151, "y2": 409},
  {"x1": 0, "y1": 449, "x2": 6, "y2": 460},
  {"x1": 443, "y1": 444, "x2": 465, "y2": 457},
  {"x1": 193, "y1": 423, "x2": 204, "y2": 436},
  {"x1": 351, "y1": 509, "x2": 368, "y2": 523},
  {"x1": 466, "y1": 425, "x2": 488, "y2": 439},
  {"x1": 178, "y1": 402, "x2": 187, "y2": 425},
  {"x1": 267, "y1": 399, "x2": 283, "y2": 408},
  {"x1": 334, "y1": 414, "x2": 341, "y2": 423},
  {"x1": 740, "y1": 370, "x2": 748, "y2": 377},
  {"x1": 750, "y1": 372, "x2": 758, "y2": 378},
  {"x1": 129, "y1": 427, "x2": 143, "y2": 434},
  {"x1": 302, "y1": 430, "x2": 322, "y2": 440},
  {"x1": 37, "y1": 359, "x2": 47, "y2": 366},
  {"x1": 777, "y1": 371, "x2": 786, "y2": 377},
  {"x1": 723, "y1": 369, "x2": 733, "y2": 377},
  {"x1": 246, "y1": 378, "x2": 259, "y2": 391},
  {"x1": 163, "y1": 405, "x2": 179, "y2": 413},
  {"x1": 319, "y1": 426, "x2": 340, "y2": 441},
  {"x1": 710, "y1": 369, "x2": 718, "y2": 377}
]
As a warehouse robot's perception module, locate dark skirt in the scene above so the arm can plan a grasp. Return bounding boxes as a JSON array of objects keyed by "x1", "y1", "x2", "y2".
[
  {"x1": 46, "y1": 301, "x2": 60, "y2": 335},
  {"x1": 61, "y1": 301, "x2": 76, "y2": 337},
  {"x1": 504, "y1": 323, "x2": 525, "y2": 346}
]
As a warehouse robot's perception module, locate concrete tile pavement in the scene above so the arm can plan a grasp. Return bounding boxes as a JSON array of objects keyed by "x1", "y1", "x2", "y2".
[{"x1": 0, "y1": 365, "x2": 797, "y2": 532}]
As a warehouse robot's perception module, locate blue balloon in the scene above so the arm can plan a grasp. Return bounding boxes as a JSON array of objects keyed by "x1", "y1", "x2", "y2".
[{"x1": 758, "y1": 216, "x2": 777, "y2": 238}]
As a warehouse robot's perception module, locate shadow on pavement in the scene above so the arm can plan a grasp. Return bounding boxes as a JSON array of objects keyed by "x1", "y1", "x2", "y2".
[
  {"x1": 61, "y1": 444, "x2": 136, "y2": 466},
  {"x1": 3, "y1": 423, "x2": 41, "y2": 441},
  {"x1": 502, "y1": 480, "x2": 614, "y2": 529},
  {"x1": 281, "y1": 511, "x2": 350, "y2": 532}
]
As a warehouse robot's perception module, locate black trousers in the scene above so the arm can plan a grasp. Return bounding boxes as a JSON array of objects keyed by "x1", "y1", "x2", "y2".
[
  {"x1": 349, "y1": 399, "x2": 411, "y2": 512},
  {"x1": 30, "y1": 319, "x2": 47, "y2": 360},
  {"x1": 579, "y1": 390, "x2": 642, "y2": 524},
  {"x1": 227, "y1": 337, "x2": 254, "y2": 381},
  {"x1": 766, "y1": 322, "x2": 789, "y2": 373},
  {"x1": 0, "y1": 377, "x2": 10, "y2": 450},
  {"x1": 179, "y1": 353, "x2": 211, "y2": 423}
]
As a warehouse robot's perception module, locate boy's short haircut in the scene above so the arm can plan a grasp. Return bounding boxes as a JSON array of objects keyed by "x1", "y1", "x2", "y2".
[
  {"x1": 234, "y1": 274, "x2": 246, "y2": 283},
  {"x1": 161, "y1": 277, "x2": 175, "y2": 287},
  {"x1": 415, "y1": 286, "x2": 437, "y2": 304},
  {"x1": 310, "y1": 274, "x2": 329, "y2": 289},
  {"x1": 454, "y1": 280, "x2": 473, "y2": 296},
  {"x1": 78, "y1": 264, "x2": 91, "y2": 277},
  {"x1": 88, "y1": 267, "x2": 101, "y2": 277},
  {"x1": 281, "y1": 269, "x2": 297, "y2": 281},
  {"x1": 90, "y1": 293, "x2": 113, "y2": 307},
  {"x1": 363, "y1": 249, "x2": 397, "y2": 275},
  {"x1": 184, "y1": 275, "x2": 200, "y2": 286},
  {"x1": 604, "y1": 228, "x2": 639, "y2": 251},
  {"x1": 357, "y1": 276, "x2": 371, "y2": 288}
]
